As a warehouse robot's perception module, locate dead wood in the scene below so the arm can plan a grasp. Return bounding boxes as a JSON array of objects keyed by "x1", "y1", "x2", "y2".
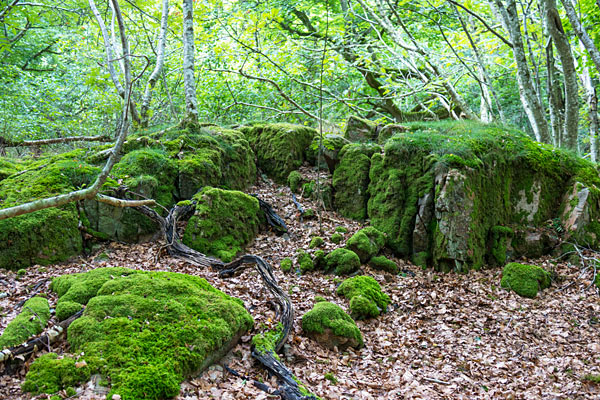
[{"x1": 0, "y1": 135, "x2": 111, "y2": 148}]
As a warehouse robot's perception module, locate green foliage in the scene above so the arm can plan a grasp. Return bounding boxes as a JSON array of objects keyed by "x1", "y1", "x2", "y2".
[
  {"x1": 345, "y1": 227, "x2": 386, "y2": 263},
  {"x1": 301, "y1": 301, "x2": 363, "y2": 348},
  {"x1": 500, "y1": 263, "x2": 551, "y2": 298},
  {"x1": 183, "y1": 187, "x2": 260, "y2": 262},
  {"x1": 0, "y1": 296, "x2": 50, "y2": 349},
  {"x1": 22, "y1": 353, "x2": 92, "y2": 395},
  {"x1": 324, "y1": 248, "x2": 361, "y2": 275},
  {"x1": 336, "y1": 276, "x2": 390, "y2": 319}
]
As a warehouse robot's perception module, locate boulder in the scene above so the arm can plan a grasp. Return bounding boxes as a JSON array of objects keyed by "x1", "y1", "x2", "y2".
[
  {"x1": 336, "y1": 275, "x2": 390, "y2": 319},
  {"x1": 323, "y1": 248, "x2": 361, "y2": 275},
  {"x1": 301, "y1": 300, "x2": 363, "y2": 350},
  {"x1": 306, "y1": 134, "x2": 350, "y2": 172},
  {"x1": 500, "y1": 262, "x2": 551, "y2": 298},
  {"x1": 343, "y1": 116, "x2": 379, "y2": 142},
  {"x1": 345, "y1": 227, "x2": 386, "y2": 263},
  {"x1": 377, "y1": 124, "x2": 408, "y2": 144}
]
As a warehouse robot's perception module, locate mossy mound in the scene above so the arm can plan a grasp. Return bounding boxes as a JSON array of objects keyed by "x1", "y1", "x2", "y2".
[
  {"x1": 0, "y1": 153, "x2": 100, "y2": 270},
  {"x1": 0, "y1": 296, "x2": 50, "y2": 349},
  {"x1": 297, "y1": 250, "x2": 315, "y2": 273},
  {"x1": 280, "y1": 257, "x2": 292, "y2": 273},
  {"x1": 343, "y1": 116, "x2": 378, "y2": 142},
  {"x1": 332, "y1": 143, "x2": 380, "y2": 220},
  {"x1": 301, "y1": 301, "x2": 363, "y2": 350},
  {"x1": 22, "y1": 353, "x2": 93, "y2": 395},
  {"x1": 183, "y1": 187, "x2": 259, "y2": 262},
  {"x1": 313, "y1": 250, "x2": 326, "y2": 269},
  {"x1": 345, "y1": 227, "x2": 386, "y2": 263},
  {"x1": 323, "y1": 248, "x2": 361, "y2": 275},
  {"x1": 48, "y1": 268, "x2": 254, "y2": 399},
  {"x1": 500, "y1": 262, "x2": 551, "y2": 298},
  {"x1": 0, "y1": 158, "x2": 20, "y2": 181},
  {"x1": 336, "y1": 275, "x2": 390, "y2": 319},
  {"x1": 287, "y1": 170, "x2": 303, "y2": 193},
  {"x1": 331, "y1": 233, "x2": 343, "y2": 244},
  {"x1": 241, "y1": 123, "x2": 315, "y2": 183},
  {"x1": 368, "y1": 256, "x2": 399, "y2": 274},
  {"x1": 310, "y1": 236, "x2": 324, "y2": 249}
]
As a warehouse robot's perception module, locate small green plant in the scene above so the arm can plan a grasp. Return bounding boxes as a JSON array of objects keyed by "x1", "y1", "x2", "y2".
[
  {"x1": 324, "y1": 372, "x2": 338, "y2": 384},
  {"x1": 17, "y1": 269, "x2": 26, "y2": 277}
]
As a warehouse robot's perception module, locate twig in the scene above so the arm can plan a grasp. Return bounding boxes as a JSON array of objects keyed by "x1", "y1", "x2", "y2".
[{"x1": 422, "y1": 377, "x2": 451, "y2": 385}]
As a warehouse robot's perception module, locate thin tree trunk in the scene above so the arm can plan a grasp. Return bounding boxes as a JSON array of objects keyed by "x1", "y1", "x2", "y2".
[
  {"x1": 546, "y1": 39, "x2": 564, "y2": 146},
  {"x1": 140, "y1": 0, "x2": 169, "y2": 128},
  {"x1": 182, "y1": 0, "x2": 198, "y2": 124},
  {"x1": 490, "y1": 0, "x2": 550, "y2": 143},
  {"x1": 560, "y1": 0, "x2": 600, "y2": 73},
  {"x1": 580, "y1": 46, "x2": 599, "y2": 161},
  {"x1": 544, "y1": 0, "x2": 579, "y2": 151}
]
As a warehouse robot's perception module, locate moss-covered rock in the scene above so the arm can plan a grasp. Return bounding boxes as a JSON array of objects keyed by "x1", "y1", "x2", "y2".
[
  {"x1": 500, "y1": 262, "x2": 551, "y2": 298},
  {"x1": 332, "y1": 143, "x2": 380, "y2": 220},
  {"x1": 306, "y1": 134, "x2": 350, "y2": 172},
  {"x1": 335, "y1": 226, "x2": 348, "y2": 233},
  {"x1": 345, "y1": 227, "x2": 386, "y2": 263},
  {"x1": 313, "y1": 250, "x2": 326, "y2": 269},
  {"x1": 0, "y1": 296, "x2": 50, "y2": 349},
  {"x1": 241, "y1": 123, "x2": 315, "y2": 183},
  {"x1": 343, "y1": 116, "x2": 379, "y2": 142},
  {"x1": 302, "y1": 180, "x2": 334, "y2": 209},
  {"x1": 280, "y1": 257, "x2": 293, "y2": 273},
  {"x1": 297, "y1": 250, "x2": 315, "y2": 273},
  {"x1": 310, "y1": 236, "x2": 324, "y2": 249},
  {"x1": 0, "y1": 158, "x2": 20, "y2": 181},
  {"x1": 51, "y1": 268, "x2": 254, "y2": 400},
  {"x1": 183, "y1": 187, "x2": 259, "y2": 262},
  {"x1": 336, "y1": 275, "x2": 390, "y2": 319},
  {"x1": 323, "y1": 248, "x2": 361, "y2": 275},
  {"x1": 368, "y1": 256, "x2": 398, "y2": 274},
  {"x1": 331, "y1": 233, "x2": 343, "y2": 244},
  {"x1": 301, "y1": 301, "x2": 363, "y2": 350},
  {"x1": 22, "y1": 353, "x2": 93, "y2": 395},
  {"x1": 287, "y1": 170, "x2": 303, "y2": 193}
]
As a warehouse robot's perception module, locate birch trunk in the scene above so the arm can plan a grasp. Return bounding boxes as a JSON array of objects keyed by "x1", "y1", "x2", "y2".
[
  {"x1": 140, "y1": 0, "x2": 169, "y2": 128},
  {"x1": 490, "y1": 0, "x2": 550, "y2": 143},
  {"x1": 544, "y1": 0, "x2": 579, "y2": 151},
  {"x1": 579, "y1": 46, "x2": 599, "y2": 161},
  {"x1": 182, "y1": 0, "x2": 198, "y2": 124},
  {"x1": 560, "y1": 0, "x2": 600, "y2": 73}
]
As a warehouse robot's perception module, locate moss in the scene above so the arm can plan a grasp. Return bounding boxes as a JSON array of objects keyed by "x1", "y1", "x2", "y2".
[
  {"x1": 313, "y1": 250, "x2": 326, "y2": 270},
  {"x1": 314, "y1": 296, "x2": 326, "y2": 303},
  {"x1": 330, "y1": 233, "x2": 343, "y2": 244},
  {"x1": 343, "y1": 116, "x2": 378, "y2": 142},
  {"x1": 241, "y1": 123, "x2": 316, "y2": 183},
  {"x1": 288, "y1": 171, "x2": 303, "y2": 193},
  {"x1": 500, "y1": 262, "x2": 551, "y2": 298},
  {"x1": 0, "y1": 158, "x2": 21, "y2": 181},
  {"x1": 17, "y1": 268, "x2": 26, "y2": 277},
  {"x1": 595, "y1": 273, "x2": 600, "y2": 289},
  {"x1": 368, "y1": 256, "x2": 398, "y2": 274},
  {"x1": 324, "y1": 248, "x2": 361, "y2": 275},
  {"x1": 324, "y1": 372, "x2": 338, "y2": 384},
  {"x1": 335, "y1": 226, "x2": 348, "y2": 233},
  {"x1": 177, "y1": 200, "x2": 192, "y2": 207},
  {"x1": 310, "y1": 236, "x2": 324, "y2": 249},
  {"x1": 251, "y1": 323, "x2": 283, "y2": 360},
  {"x1": 280, "y1": 257, "x2": 293, "y2": 273},
  {"x1": 488, "y1": 226, "x2": 514, "y2": 266},
  {"x1": 22, "y1": 353, "x2": 93, "y2": 395},
  {"x1": 297, "y1": 250, "x2": 315, "y2": 273},
  {"x1": 55, "y1": 300, "x2": 84, "y2": 322},
  {"x1": 412, "y1": 251, "x2": 429, "y2": 268},
  {"x1": 583, "y1": 374, "x2": 600, "y2": 383},
  {"x1": 57, "y1": 268, "x2": 253, "y2": 400},
  {"x1": 345, "y1": 227, "x2": 386, "y2": 263},
  {"x1": 301, "y1": 301, "x2": 363, "y2": 348},
  {"x1": 183, "y1": 187, "x2": 260, "y2": 262},
  {"x1": 336, "y1": 275, "x2": 390, "y2": 319},
  {"x1": 304, "y1": 208, "x2": 315, "y2": 219},
  {"x1": 332, "y1": 143, "x2": 380, "y2": 220},
  {"x1": 0, "y1": 296, "x2": 50, "y2": 349}
]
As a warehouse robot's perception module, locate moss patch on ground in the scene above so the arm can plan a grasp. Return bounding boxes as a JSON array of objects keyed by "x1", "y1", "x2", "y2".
[
  {"x1": 500, "y1": 262, "x2": 551, "y2": 298},
  {"x1": 183, "y1": 187, "x2": 260, "y2": 262},
  {"x1": 336, "y1": 276, "x2": 390, "y2": 320},
  {"x1": 0, "y1": 296, "x2": 50, "y2": 349},
  {"x1": 368, "y1": 256, "x2": 399, "y2": 274},
  {"x1": 22, "y1": 353, "x2": 94, "y2": 395},
  {"x1": 297, "y1": 250, "x2": 315, "y2": 273},
  {"x1": 323, "y1": 248, "x2": 361, "y2": 275},
  {"x1": 48, "y1": 268, "x2": 254, "y2": 399},
  {"x1": 345, "y1": 227, "x2": 386, "y2": 263},
  {"x1": 301, "y1": 301, "x2": 363, "y2": 349}
]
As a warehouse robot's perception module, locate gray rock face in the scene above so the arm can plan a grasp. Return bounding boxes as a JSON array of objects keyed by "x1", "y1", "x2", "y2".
[{"x1": 343, "y1": 116, "x2": 379, "y2": 142}]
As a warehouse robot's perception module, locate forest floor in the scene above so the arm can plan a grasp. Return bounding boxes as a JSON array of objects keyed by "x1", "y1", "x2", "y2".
[{"x1": 1, "y1": 167, "x2": 600, "y2": 399}]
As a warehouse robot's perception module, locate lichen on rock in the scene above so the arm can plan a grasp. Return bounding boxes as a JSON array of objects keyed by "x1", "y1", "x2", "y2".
[
  {"x1": 301, "y1": 301, "x2": 363, "y2": 350},
  {"x1": 500, "y1": 262, "x2": 551, "y2": 298}
]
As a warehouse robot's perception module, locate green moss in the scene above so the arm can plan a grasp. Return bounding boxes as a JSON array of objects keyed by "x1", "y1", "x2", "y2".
[
  {"x1": 0, "y1": 296, "x2": 50, "y2": 349},
  {"x1": 177, "y1": 200, "x2": 193, "y2": 207},
  {"x1": 368, "y1": 256, "x2": 398, "y2": 274},
  {"x1": 324, "y1": 372, "x2": 338, "y2": 384},
  {"x1": 595, "y1": 273, "x2": 600, "y2": 289},
  {"x1": 242, "y1": 123, "x2": 316, "y2": 183},
  {"x1": 314, "y1": 296, "x2": 326, "y2": 303},
  {"x1": 183, "y1": 187, "x2": 260, "y2": 262},
  {"x1": 301, "y1": 301, "x2": 363, "y2": 348},
  {"x1": 583, "y1": 374, "x2": 600, "y2": 383},
  {"x1": 288, "y1": 171, "x2": 303, "y2": 193},
  {"x1": 310, "y1": 236, "x2": 324, "y2": 249},
  {"x1": 0, "y1": 158, "x2": 21, "y2": 181},
  {"x1": 22, "y1": 353, "x2": 92, "y2": 395},
  {"x1": 313, "y1": 250, "x2": 326, "y2": 269},
  {"x1": 17, "y1": 268, "x2": 26, "y2": 277},
  {"x1": 332, "y1": 144, "x2": 380, "y2": 220},
  {"x1": 304, "y1": 208, "x2": 315, "y2": 219},
  {"x1": 57, "y1": 268, "x2": 253, "y2": 400},
  {"x1": 280, "y1": 257, "x2": 293, "y2": 273},
  {"x1": 488, "y1": 226, "x2": 514, "y2": 266},
  {"x1": 412, "y1": 251, "x2": 429, "y2": 268},
  {"x1": 336, "y1": 275, "x2": 390, "y2": 319},
  {"x1": 324, "y1": 248, "x2": 361, "y2": 275},
  {"x1": 345, "y1": 227, "x2": 386, "y2": 263},
  {"x1": 500, "y1": 262, "x2": 551, "y2": 298},
  {"x1": 335, "y1": 226, "x2": 348, "y2": 233},
  {"x1": 251, "y1": 323, "x2": 283, "y2": 360},
  {"x1": 297, "y1": 250, "x2": 315, "y2": 273},
  {"x1": 331, "y1": 233, "x2": 343, "y2": 244},
  {"x1": 343, "y1": 116, "x2": 378, "y2": 142}
]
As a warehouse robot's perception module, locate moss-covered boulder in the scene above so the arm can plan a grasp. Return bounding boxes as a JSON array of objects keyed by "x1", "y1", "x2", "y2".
[
  {"x1": 301, "y1": 301, "x2": 363, "y2": 350},
  {"x1": 22, "y1": 353, "x2": 94, "y2": 395},
  {"x1": 345, "y1": 227, "x2": 386, "y2": 263},
  {"x1": 241, "y1": 123, "x2": 315, "y2": 183},
  {"x1": 310, "y1": 236, "x2": 324, "y2": 249},
  {"x1": 0, "y1": 158, "x2": 20, "y2": 181},
  {"x1": 183, "y1": 187, "x2": 259, "y2": 262},
  {"x1": 500, "y1": 262, "x2": 551, "y2": 298},
  {"x1": 0, "y1": 296, "x2": 50, "y2": 349},
  {"x1": 331, "y1": 233, "x2": 343, "y2": 244},
  {"x1": 336, "y1": 275, "x2": 390, "y2": 319},
  {"x1": 0, "y1": 154, "x2": 99, "y2": 270},
  {"x1": 306, "y1": 134, "x2": 350, "y2": 172},
  {"x1": 313, "y1": 250, "x2": 326, "y2": 269},
  {"x1": 323, "y1": 248, "x2": 361, "y2": 275},
  {"x1": 332, "y1": 143, "x2": 380, "y2": 220},
  {"x1": 343, "y1": 116, "x2": 379, "y2": 142},
  {"x1": 297, "y1": 250, "x2": 315, "y2": 273},
  {"x1": 368, "y1": 256, "x2": 399, "y2": 274},
  {"x1": 48, "y1": 268, "x2": 254, "y2": 400},
  {"x1": 377, "y1": 124, "x2": 408, "y2": 144},
  {"x1": 287, "y1": 170, "x2": 303, "y2": 193}
]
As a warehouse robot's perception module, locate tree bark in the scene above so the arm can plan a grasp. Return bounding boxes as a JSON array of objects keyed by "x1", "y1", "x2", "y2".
[
  {"x1": 140, "y1": 0, "x2": 169, "y2": 128},
  {"x1": 182, "y1": 0, "x2": 198, "y2": 124},
  {"x1": 560, "y1": 0, "x2": 600, "y2": 73},
  {"x1": 0, "y1": 134, "x2": 110, "y2": 148},
  {"x1": 544, "y1": 0, "x2": 579, "y2": 151},
  {"x1": 580, "y1": 46, "x2": 599, "y2": 161}
]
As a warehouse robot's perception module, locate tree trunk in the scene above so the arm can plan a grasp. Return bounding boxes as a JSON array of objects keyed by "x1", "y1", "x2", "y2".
[
  {"x1": 546, "y1": 40, "x2": 565, "y2": 147},
  {"x1": 544, "y1": 0, "x2": 579, "y2": 151},
  {"x1": 182, "y1": 0, "x2": 199, "y2": 124},
  {"x1": 580, "y1": 45, "x2": 599, "y2": 161},
  {"x1": 140, "y1": 0, "x2": 169, "y2": 128},
  {"x1": 560, "y1": 0, "x2": 600, "y2": 73}
]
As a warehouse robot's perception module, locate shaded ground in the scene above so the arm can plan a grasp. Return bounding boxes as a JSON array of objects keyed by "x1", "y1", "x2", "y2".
[{"x1": 1, "y1": 169, "x2": 599, "y2": 399}]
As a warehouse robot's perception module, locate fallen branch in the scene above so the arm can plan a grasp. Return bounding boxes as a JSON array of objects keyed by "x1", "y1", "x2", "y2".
[
  {"x1": 252, "y1": 195, "x2": 288, "y2": 234},
  {"x1": 0, "y1": 135, "x2": 111, "y2": 148}
]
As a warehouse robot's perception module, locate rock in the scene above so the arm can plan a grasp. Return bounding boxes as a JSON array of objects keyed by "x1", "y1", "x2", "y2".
[
  {"x1": 336, "y1": 275, "x2": 390, "y2": 319},
  {"x1": 343, "y1": 116, "x2": 379, "y2": 142},
  {"x1": 0, "y1": 296, "x2": 50, "y2": 349},
  {"x1": 500, "y1": 262, "x2": 551, "y2": 298},
  {"x1": 323, "y1": 248, "x2": 361, "y2": 275},
  {"x1": 345, "y1": 227, "x2": 386, "y2": 263},
  {"x1": 412, "y1": 191, "x2": 434, "y2": 267},
  {"x1": 301, "y1": 301, "x2": 363, "y2": 350},
  {"x1": 368, "y1": 256, "x2": 399, "y2": 274},
  {"x1": 510, "y1": 228, "x2": 558, "y2": 258},
  {"x1": 560, "y1": 181, "x2": 600, "y2": 247},
  {"x1": 377, "y1": 124, "x2": 408, "y2": 144},
  {"x1": 183, "y1": 187, "x2": 260, "y2": 262},
  {"x1": 306, "y1": 134, "x2": 350, "y2": 172}
]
